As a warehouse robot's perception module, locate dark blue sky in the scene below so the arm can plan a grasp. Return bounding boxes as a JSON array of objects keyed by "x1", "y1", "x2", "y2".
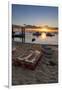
[{"x1": 12, "y1": 4, "x2": 58, "y2": 27}]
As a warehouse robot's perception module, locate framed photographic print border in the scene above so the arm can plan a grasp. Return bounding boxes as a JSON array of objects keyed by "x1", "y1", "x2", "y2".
[{"x1": 8, "y1": 0, "x2": 59, "y2": 88}]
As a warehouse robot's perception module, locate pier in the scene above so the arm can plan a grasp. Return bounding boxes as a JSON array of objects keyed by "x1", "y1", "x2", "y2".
[{"x1": 12, "y1": 25, "x2": 25, "y2": 43}]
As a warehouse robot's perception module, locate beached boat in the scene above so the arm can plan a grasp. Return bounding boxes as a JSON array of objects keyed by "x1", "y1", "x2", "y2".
[{"x1": 15, "y1": 50, "x2": 42, "y2": 70}]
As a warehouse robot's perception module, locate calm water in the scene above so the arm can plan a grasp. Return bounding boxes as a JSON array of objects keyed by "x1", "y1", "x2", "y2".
[{"x1": 14, "y1": 32, "x2": 58, "y2": 45}]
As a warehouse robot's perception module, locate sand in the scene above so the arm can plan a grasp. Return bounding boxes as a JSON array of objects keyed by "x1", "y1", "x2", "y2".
[{"x1": 12, "y1": 42, "x2": 58, "y2": 85}]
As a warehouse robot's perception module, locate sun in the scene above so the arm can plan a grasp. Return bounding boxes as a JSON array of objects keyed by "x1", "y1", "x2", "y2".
[{"x1": 42, "y1": 27, "x2": 48, "y2": 32}]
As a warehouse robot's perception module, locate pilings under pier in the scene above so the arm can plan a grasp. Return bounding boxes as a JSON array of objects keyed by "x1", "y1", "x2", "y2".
[
  {"x1": 12, "y1": 25, "x2": 25, "y2": 43},
  {"x1": 21, "y1": 27, "x2": 25, "y2": 43}
]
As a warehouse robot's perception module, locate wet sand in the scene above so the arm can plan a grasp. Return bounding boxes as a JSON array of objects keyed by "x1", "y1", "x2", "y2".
[{"x1": 12, "y1": 42, "x2": 58, "y2": 85}]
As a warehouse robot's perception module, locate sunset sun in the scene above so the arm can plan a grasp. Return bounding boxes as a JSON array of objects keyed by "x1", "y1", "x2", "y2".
[{"x1": 42, "y1": 27, "x2": 48, "y2": 32}]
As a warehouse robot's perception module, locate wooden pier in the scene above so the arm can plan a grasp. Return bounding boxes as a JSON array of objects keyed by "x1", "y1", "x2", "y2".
[{"x1": 12, "y1": 25, "x2": 25, "y2": 43}]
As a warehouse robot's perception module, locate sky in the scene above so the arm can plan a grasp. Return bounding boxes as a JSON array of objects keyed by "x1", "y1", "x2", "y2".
[{"x1": 12, "y1": 4, "x2": 58, "y2": 27}]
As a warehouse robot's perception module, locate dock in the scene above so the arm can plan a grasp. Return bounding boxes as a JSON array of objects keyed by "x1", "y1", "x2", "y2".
[{"x1": 12, "y1": 25, "x2": 25, "y2": 43}]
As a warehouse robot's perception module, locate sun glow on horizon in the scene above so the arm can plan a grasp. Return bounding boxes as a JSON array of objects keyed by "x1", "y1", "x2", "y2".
[{"x1": 41, "y1": 27, "x2": 48, "y2": 32}]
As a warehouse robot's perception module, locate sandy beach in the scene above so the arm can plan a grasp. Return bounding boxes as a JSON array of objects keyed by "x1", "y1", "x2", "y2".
[{"x1": 12, "y1": 42, "x2": 58, "y2": 85}]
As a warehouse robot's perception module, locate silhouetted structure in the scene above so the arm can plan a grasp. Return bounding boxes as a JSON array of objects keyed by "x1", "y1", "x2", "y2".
[
  {"x1": 21, "y1": 27, "x2": 25, "y2": 43},
  {"x1": 12, "y1": 25, "x2": 25, "y2": 43}
]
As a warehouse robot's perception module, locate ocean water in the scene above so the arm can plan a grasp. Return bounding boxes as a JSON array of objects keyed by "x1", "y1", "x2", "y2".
[{"x1": 14, "y1": 32, "x2": 58, "y2": 45}]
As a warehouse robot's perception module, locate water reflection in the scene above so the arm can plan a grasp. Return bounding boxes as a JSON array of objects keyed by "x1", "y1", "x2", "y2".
[
  {"x1": 41, "y1": 32, "x2": 46, "y2": 39},
  {"x1": 14, "y1": 30, "x2": 58, "y2": 45}
]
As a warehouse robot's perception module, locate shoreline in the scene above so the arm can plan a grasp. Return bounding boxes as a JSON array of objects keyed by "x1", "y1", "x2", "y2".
[{"x1": 13, "y1": 41, "x2": 58, "y2": 46}]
